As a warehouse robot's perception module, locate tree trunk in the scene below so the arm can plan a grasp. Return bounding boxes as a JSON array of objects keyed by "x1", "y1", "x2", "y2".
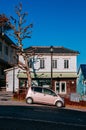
[{"x1": 24, "y1": 56, "x2": 31, "y2": 89}]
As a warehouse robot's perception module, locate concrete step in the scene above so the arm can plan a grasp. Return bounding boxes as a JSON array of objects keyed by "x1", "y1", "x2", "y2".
[{"x1": 0, "y1": 91, "x2": 13, "y2": 101}]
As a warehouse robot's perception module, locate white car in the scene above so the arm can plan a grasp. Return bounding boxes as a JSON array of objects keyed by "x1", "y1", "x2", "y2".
[{"x1": 26, "y1": 86, "x2": 65, "y2": 108}]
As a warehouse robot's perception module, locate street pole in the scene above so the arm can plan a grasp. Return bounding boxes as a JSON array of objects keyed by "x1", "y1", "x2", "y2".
[{"x1": 50, "y1": 46, "x2": 53, "y2": 89}]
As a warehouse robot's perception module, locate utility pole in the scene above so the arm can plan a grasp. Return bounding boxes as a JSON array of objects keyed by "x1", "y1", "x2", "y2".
[{"x1": 50, "y1": 46, "x2": 53, "y2": 89}]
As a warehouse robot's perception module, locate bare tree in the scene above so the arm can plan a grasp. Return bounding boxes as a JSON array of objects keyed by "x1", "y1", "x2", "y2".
[
  {"x1": 9, "y1": 3, "x2": 33, "y2": 89},
  {"x1": 0, "y1": 14, "x2": 11, "y2": 35}
]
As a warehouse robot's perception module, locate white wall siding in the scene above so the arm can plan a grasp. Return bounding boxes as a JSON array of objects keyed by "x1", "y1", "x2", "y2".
[
  {"x1": 32, "y1": 55, "x2": 77, "y2": 73},
  {"x1": 6, "y1": 67, "x2": 22, "y2": 92},
  {"x1": 6, "y1": 70, "x2": 14, "y2": 91}
]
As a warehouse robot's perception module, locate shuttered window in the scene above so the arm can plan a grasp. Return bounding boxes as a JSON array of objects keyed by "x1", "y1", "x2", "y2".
[
  {"x1": 40, "y1": 59, "x2": 45, "y2": 69},
  {"x1": 64, "y1": 60, "x2": 69, "y2": 69},
  {"x1": 52, "y1": 60, "x2": 57, "y2": 68}
]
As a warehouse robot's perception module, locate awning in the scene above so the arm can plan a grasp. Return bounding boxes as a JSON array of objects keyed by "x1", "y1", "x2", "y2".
[{"x1": 17, "y1": 72, "x2": 77, "y2": 78}]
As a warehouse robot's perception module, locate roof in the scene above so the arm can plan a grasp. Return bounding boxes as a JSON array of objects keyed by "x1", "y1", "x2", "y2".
[
  {"x1": 0, "y1": 34, "x2": 17, "y2": 48},
  {"x1": 24, "y1": 46, "x2": 79, "y2": 55},
  {"x1": 79, "y1": 64, "x2": 86, "y2": 79},
  {"x1": 4, "y1": 66, "x2": 19, "y2": 72}
]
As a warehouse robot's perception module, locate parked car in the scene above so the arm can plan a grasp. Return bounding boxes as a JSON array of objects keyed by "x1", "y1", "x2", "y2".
[{"x1": 26, "y1": 86, "x2": 65, "y2": 108}]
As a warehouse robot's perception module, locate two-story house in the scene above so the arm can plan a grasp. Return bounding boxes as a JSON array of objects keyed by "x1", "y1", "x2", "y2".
[
  {"x1": 0, "y1": 34, "x2": 18, "y2": 90},
  {"x1": 17, "y1": 46, "x2": 79, "y2": 97}
]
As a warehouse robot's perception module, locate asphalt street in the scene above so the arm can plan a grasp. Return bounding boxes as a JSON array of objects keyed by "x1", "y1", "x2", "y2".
[
  {"x1": 0, "y1": 105, "x2": 86, "y2": 130},
  {"x1": 0, "y1": 91, "x2": 86, "y2": 129}
]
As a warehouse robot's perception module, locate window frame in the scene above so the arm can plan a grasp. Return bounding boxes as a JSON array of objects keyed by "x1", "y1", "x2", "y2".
[
  {"x1": 28, "y1": 58, "x2": 33, "y2": 68},
  {"x1": 55, "y1": 81, "x2": 66, "y2": 94},
  {"x1": 60, "y1": 82, "x2": 66, "y2": 94},
  {"x1": 64, "y1": 59, "x2": 69, "y2": 69},
  {"x1": 52, "y1": 59, "x2": 57, "y2": 68},
  {"x1": 40, "y1": 58, "x2": 45, "y2": 69}
]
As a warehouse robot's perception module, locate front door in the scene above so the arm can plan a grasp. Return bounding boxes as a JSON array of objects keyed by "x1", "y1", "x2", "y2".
[{"x1": 55, "y1": 81, "x2": 66, "y2": 94}]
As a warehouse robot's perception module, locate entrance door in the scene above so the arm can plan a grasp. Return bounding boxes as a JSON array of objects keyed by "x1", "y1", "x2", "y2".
[
  {"x1": 55, "y1": 81, "x2": 66, "y2": 94},
  {"x1": 55, "y1": 82, "x2": 60, "y2": 94}
]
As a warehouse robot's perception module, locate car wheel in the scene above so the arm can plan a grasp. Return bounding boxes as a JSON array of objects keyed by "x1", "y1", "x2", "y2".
[
  {"x1": 55, "y1": 101, "x2": 63, "y2": 108},
  {"x1": 26, "y1": 97, "x2": 33, "y2": 104}
]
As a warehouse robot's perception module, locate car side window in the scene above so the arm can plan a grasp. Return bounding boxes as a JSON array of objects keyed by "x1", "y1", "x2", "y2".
[
  {"x1": 34, "y1": 87, "x2": 42, "y2": 93},
  {"x1": 31, "y1": 87, "x2": 34, "y2": 91},
  {"x1": 43, "y1": 88, "x2": 56, "y2": 96}
]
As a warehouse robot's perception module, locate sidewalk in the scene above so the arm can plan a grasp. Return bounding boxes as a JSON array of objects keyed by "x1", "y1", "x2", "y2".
[
  {"x1": 0, "y1": 91, "x2": 30, "y2": 106},
  {"x1": 0, "y1": 91, "x2": 86, "y2": 112},
  {"x1": 65, "y1": 104, "x2": 86, "y2": 112}
]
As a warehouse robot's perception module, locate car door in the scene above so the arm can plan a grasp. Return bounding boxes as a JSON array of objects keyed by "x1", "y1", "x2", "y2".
[
  {"x1": 32, "y1": 87, "x2": 44, "y2": 103},
  {"x1": 42, "y1": 88, "x2": 57, "y2": 105}
]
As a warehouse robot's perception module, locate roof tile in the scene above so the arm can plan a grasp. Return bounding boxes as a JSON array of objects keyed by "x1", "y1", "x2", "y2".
[{"x1": 24, "y1": 46, "x2": 79, "y2": 54}]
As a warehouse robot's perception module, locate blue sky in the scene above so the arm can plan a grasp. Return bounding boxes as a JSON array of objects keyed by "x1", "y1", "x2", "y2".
[{"x1": 0, "y1": 0, "x2": 86, "y2": 68}]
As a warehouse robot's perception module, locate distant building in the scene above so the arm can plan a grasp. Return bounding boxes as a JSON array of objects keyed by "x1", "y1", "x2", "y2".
[
  {"x1": 5, "y1": 46, "x2": 79, "y2": 98},
  {"x1": 0, "y1": 34, "x2": 18, "y2": 90},
  {"x1": 77, "y1": 64, "x2": 86, "y2": 96}
]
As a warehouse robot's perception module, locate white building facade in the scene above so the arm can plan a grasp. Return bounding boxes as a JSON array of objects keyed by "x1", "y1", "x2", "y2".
[
  {"x1": 5, "y1": 46, "x2": 79, "y2": 97},
  {"x1": 18, "y1": 46, "x2": 79, "y2": 97}
]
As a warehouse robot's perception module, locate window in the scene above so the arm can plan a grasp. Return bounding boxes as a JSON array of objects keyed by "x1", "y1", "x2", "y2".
[
  {"x1": 52, "y1": 60, "x2": 57, "y2": 68},
  {"x1": 64, "y1": 60, "x2": 69, "y2": 69},
  {"x1": 34, "y1": 87, "x2": 42, "y2": 93},
  {"x1": 28, "y1": 58, "x2": 33, "y2": 68},
  {"x1": 55, "y1": 81, "x2": 66, "y2": 94},
  {"x1": 55, "y1": 82, "x2": 60, "y2": 93},
  {"x1": 61, "y1": 82, "x2": 66, "y2": 93},
  {"x1": 5, "y1": 46, "x2": 8, "y2": 55},
  {"x1": 43, "y1": 88, "x2": 56, "y2": 96},
  {"x1": 0, "y1": 42, "x2": 2, "y2": 52},
  {"x1": 40, "y1": 59, "x2": 45, "y2": 69},
  {"x1": 19, "y1": 79, "x2": 27, "y2": 88}
]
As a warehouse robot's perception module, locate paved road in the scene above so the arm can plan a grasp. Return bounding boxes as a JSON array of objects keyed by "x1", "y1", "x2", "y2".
[
  {"x1": 0, "y1": 105, "x2": 86, "y2": 130},
  {"x1": 0, "y1": 118, "x2": 85, "y2": 130},
  {"x1": 0, "y1": 91, "x2": 86, "y2": 129}
]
